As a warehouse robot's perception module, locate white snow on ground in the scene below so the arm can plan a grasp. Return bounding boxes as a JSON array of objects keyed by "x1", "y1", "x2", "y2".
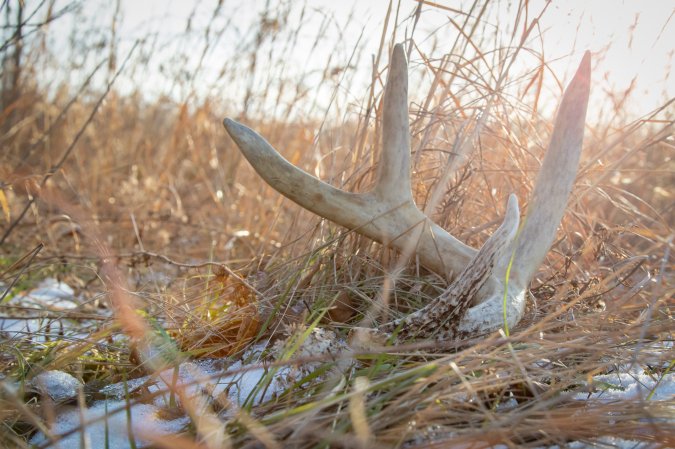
[
  {"x1": 99, "y1": 328, "x2": 349, "y2": 408},
  {"x1": 99, "y1": 355, "x2": 282, "y2": 407},
  {"x1": 546, "y1": 437, "x2": 665, "y2": 449},
  {"x1": 574, "y1": 366, "x2": 675, "y2": 402},
  {"x1": 29, "y1": 347, "x2": 294, "y2": 448},
  {"x1": 1, "y1": 278, "x2": 78, "y2": 313},
  {"x1": 29, "y1": 400, "x2": 190, "y2": 449},
  {"x1": 10, "y1": 278, "x2": 77, "y2": 308},
  {"x1": 30, "y1": 350, "x2": 674, "y2": 449},
  {"x1": 0, "y1": 278, "x2": 84, "y2": 340}
]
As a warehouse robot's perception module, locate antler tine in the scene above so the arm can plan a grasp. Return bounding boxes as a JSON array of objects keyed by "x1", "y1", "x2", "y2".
[
  {"x1": 454, "y1": 52, "x2": 591, "y2": 339},
  {"x1": 222, "y1": 118, "x2": 361, "y2": 225},
  {"x1": 374, "y1": 43, "x2": 413, "y2": 203},
  {"x1": 511, "y1": 51, "x2": 591, "y2": 286}
]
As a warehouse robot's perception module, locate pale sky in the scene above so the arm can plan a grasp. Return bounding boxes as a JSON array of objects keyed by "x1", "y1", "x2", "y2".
[{"x1": 55, "y1": 0, "x2": 674, "y2": 119}]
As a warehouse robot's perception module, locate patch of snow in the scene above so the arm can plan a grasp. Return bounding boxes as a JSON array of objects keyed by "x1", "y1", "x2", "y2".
[
  {"x1": 0, "y1": 316, "x2": 40, "y2": 337},
  {"x1": 31, "y1": 371, "x2": 82, "y2": 403},
  {"x1": 216, "y1": 359, "x2": 281, "y2": 405},
  {"x1": 547, "y1": 367, "x2": 674, "y2": 449},
  {"x1": 0, "y1": 278, "x2": 84, "y2": 341},
  {"x1": 29, "y1": 400, "x2": 189, "y2": 449},
  {"x1": 100, "y1": 328, "x2": 349, "y2": 411},
  {"x1": 14, "y1": 278, "x2": 77, "y2": 310},
  {"x1": 100, "y1": 357, "x2": 283, "y2": 408},
  {"x1": 574, "y1": 367, "x2": 675, "y2": 402},
  {"x1": 544, "y1": 436, "x2": 662, "y2": 448},
  {"x1": 268, "y1": 327, "x2": 349, "y2": 391}
]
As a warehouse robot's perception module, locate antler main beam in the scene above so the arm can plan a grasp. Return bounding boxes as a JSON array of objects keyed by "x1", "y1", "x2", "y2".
[{"x1": 223, "y1": 44, "x2": 590, "y2": 340}]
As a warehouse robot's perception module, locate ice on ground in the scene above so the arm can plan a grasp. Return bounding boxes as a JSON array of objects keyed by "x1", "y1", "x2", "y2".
[
  {"x1": 31, "y1": 371, "x2": 82, "y2": 403},
  {"x1": 29, "y1": 400, "x2": 190, "y2": 449}
]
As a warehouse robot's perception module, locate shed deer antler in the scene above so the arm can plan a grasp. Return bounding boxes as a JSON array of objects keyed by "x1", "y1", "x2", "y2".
[{"x1": 223, "y1": 44, "x2": 590, "y2": 342}]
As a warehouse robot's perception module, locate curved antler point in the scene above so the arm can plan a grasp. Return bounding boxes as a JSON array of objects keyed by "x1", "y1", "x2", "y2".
[
  {"x1": 574, "y1": 51, "x2": 592, "y2": 88},
  {"x1": 222, "y1": 117, "x2": 241, "y2": 136}
]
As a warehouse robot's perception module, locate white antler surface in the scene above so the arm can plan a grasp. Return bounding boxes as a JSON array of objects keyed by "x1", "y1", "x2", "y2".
[{"x1": 223, "y1": 44, "x2": 590, "y2": 341}]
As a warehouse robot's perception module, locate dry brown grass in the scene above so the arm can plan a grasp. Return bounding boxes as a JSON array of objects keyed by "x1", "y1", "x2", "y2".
[{"x1": 0, "y1": 1, "x2": 673, "y2": 448}]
